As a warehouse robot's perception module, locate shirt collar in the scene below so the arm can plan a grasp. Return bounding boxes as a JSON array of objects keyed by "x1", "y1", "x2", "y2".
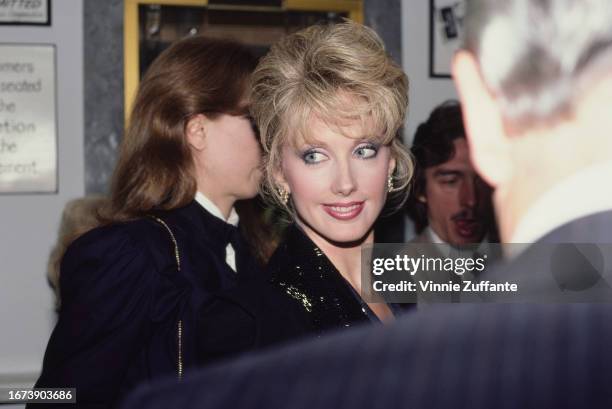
[
  {"x1": 424, "y1": 226, "x2": 445, "y2": 244},
  {"x1": 424, "y1": 225, "x2": 490, "y2": 254},
  {"x1": 511, "y1": 161, "x2": 612, "y2": 244},
  {"x1": 194, "y1": 191, "x2": 239, "y2": 227}
]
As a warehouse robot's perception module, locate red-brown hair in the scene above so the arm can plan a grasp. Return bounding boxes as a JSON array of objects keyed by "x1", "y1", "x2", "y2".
[{"x1": 102, "y1": 36, "x2": 257, "y2": 223}]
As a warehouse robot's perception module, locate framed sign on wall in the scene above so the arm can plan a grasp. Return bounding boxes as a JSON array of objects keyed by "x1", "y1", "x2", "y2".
[
  {"x1": 0, "y1": 43, "x2": 57, "y2": 194},
  {"x1": 0, "y1": 0, "x2": 50, "y2": 26},
  {"x1": 429, "y1": 0, "x2": 466, "y2": 78},
  {"x1": 123, "y1": 0, "x2": 364, "y2": 122}
]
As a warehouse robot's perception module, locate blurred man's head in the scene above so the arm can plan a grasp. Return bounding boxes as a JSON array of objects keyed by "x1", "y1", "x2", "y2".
[
  {"x1": 453, "y1": 0, "x2": 612, "y2": 241},
  {"x1": 409, "y1": 101, "x2": 494, "y2": 246}
]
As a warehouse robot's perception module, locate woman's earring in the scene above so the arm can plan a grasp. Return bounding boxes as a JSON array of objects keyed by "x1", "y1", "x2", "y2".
[
  {"x1": 387, "y1": 175, "x2": 394, "y2": 192},
  {"x1": 278, "y1": 187, "x2": 290, "y2": 205}
]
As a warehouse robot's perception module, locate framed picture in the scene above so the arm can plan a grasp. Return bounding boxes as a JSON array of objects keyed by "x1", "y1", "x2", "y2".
[
  {"x1": 0, "y1": 43, "x2": 57, "y2": 194},
  {"x1": 123, "y1": 0, "x2": 364, "y2": 122},
  {"x1": 0, "y1": 0, "x2": 51, "y2": 26},
  {"x1": 429, "y1": 0, "x2": 465, "y2": 78}
]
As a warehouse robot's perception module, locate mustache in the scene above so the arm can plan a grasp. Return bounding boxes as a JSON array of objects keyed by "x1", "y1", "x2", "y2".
[{"x1": 451, "y1": 210, "x2": 476, "y2": 222}]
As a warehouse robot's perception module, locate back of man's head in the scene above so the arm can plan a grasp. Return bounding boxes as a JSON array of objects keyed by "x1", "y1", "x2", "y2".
[
  {"x1": 463, "y1": 0, "x2": 612, "y2": 132},
  {"x1": 453, "y1": 0, "x2": 612, "y2": 242}
]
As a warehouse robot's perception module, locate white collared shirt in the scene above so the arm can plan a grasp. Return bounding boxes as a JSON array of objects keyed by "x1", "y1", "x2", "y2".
[
  {"x1": 511, "y1": 161, "x2": 612, "y2": 244},
  {"x1": 194, "y1": 191, "x2": 239, "y2": 272},
  {"x1": 424, "y1": 226, "x2": 445, "y2": 244},
  {"x1": 424, "y1": 226, "x2": 490, "y2": 256}
]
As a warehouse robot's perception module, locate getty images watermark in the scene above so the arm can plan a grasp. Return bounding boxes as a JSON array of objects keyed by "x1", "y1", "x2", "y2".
[
  {"x1": 371, "y1": 253, "x2": 516, "y2": 293},
  {"x1": 361, "y1": 243, "x2": 612, "y2": 304}
]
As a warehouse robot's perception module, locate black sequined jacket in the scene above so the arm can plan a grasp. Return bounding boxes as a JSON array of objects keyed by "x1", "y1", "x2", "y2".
[{"x1": 267, "y1": 224, "x2": 385, "y2": 338}]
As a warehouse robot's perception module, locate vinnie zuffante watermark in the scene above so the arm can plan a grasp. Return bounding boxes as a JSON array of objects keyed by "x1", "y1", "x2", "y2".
[{"x1": 361, "y1": 243, "x2": 612, "y2": 304}]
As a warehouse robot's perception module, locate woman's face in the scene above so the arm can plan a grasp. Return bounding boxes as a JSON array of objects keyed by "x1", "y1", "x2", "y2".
[
  {"x1": 280, "y1": 115, "x2": 394, "y2": 245},
  {"x1": 196, "y1": 113, "x2": 262, "y2": 202}
]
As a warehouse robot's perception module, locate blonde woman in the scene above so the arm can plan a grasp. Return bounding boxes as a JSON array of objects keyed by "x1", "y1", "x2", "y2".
[{"x1": 252, "y1": 21, "x2": 413, "y2": 336}]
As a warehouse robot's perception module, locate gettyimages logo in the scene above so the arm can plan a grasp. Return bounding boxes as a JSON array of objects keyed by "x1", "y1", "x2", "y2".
[{"x1": 371, "y1": 254, "x2": 487, "y2": 277}]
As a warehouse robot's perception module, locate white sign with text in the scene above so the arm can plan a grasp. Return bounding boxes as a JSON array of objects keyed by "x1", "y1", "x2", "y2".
[
  {"x1": 0, "y1": 0, "x2": 48, "y2": 24},
  {"x1": 0, "y1": 44, "x2": 56, "y2": 193}
]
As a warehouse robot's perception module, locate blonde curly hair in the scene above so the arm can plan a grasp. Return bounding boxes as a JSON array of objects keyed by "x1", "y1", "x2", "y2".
[{"x1": 251, "y1": 20, "x2": 413, "y2": 213}]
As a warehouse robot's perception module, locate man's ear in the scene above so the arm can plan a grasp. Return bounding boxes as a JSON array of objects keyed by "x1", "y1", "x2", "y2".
[
  {"x1": 185, "y1": 114, "x2": 207, "y2": 151},
  {"x1": 452, "y1": 50, "x2": 512, "y2": 188}
]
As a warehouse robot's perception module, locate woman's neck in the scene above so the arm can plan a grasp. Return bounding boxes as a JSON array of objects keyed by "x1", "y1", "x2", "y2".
[{"x1": 196, "y1": 186, "x2": 235, "y2": 221}]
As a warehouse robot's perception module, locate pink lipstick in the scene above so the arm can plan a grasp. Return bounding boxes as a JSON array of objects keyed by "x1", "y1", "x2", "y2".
[{"x1": 322, "y1": 201, "x2": 364, "y2": 220}]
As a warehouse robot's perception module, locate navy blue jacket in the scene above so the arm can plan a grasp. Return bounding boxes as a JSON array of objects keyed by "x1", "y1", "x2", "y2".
[{"x1": 32, "y1": 201, "x2": 306, "y2": 408}]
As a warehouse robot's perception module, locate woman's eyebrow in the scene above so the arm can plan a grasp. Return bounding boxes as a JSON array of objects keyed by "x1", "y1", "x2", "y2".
[
  {"x1": 296, "y1": 135, "x2": 327, "y2": 148},
  {"x1": 352, "y1": 136, "x2": 382, "y2": 143}
]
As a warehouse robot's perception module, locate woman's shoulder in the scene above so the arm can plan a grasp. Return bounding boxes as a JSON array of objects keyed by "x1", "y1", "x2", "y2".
[
  {"x1": 59, "y1": 218, "x2": 172, "y2": 297},
  {"x1": 65, "y1": 218, "x2": 165, "y2": 260}
]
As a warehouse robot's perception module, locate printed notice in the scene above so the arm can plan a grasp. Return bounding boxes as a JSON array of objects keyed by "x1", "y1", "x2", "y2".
[
  {"x1": 0, "y1": 0, "x2": 49, "y2": 24},
  {"x1": 0, "y1": 44, "x2": 56, "y2": 193}
]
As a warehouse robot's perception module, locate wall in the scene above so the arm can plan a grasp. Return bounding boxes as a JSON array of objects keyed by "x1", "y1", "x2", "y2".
[
  {"x1": 365, "y1": 0, "x2": 402, "y2": 65},
  {"x1": 364, "y1": 0, "x2": 405, "y2": 242},
  {"x1": 84, "y1": 0, "x2": 123, "y2": 195},
  {"x1": 401, "y1": 0, "x2": 458, "y2": 144},
  {"x1": 0, "y1": 0, "x2": 84, "y2": 400}
]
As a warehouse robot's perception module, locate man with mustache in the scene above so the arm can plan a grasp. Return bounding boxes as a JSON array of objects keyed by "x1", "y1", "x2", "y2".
[
  {"x1": 406, "y1": 101, "x2": 497, "y2": 303},
  {"x1": 408, "y1": 100, "x2": 496, "y2": 247}
]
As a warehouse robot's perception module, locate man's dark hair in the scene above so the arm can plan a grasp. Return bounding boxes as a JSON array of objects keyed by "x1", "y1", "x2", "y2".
[{"x1": 407, "y1": 100, "x2": 465, "y2": 233}]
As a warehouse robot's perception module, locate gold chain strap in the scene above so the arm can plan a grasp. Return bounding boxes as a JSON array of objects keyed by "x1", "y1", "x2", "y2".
[
  {"x1": 150, "y1": 216, "x2": 181, "y2": 271},
  {"x1": 177, "y1": 320, "x2": 183, "y2": 381},
  {"x1": 149, "y1": 216, "x2": 183, "y2": 381}
]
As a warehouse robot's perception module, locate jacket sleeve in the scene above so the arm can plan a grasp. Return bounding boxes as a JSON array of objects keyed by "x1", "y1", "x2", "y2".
[{"x1": 33, "y1": 225, "x2": 158, "y2": 409}]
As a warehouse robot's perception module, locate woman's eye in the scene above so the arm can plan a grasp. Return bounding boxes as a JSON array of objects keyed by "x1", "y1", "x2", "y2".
[
  {"x1": 354, "y1": 144, "x2": 379, "y2": 159},
  {"x1": 302, "y1": 150, "x2": 326, "y2": 165}
]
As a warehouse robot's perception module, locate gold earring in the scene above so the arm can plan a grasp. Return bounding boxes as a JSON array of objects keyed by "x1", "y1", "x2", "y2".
[
  {"x1": 387, "y1": 175, "x2": 394, "y2": 192},
  {"x1": 278, "y1": 187, "x2": 290, "y2": 205}
]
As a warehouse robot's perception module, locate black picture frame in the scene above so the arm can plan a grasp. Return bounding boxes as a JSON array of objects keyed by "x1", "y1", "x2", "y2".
[
  {"x1": 0, "y1": 0, "x2": 51, "y2": 26},
  {"x1": 429, "y1": 0, "x2": 465, "y2": 79}
]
